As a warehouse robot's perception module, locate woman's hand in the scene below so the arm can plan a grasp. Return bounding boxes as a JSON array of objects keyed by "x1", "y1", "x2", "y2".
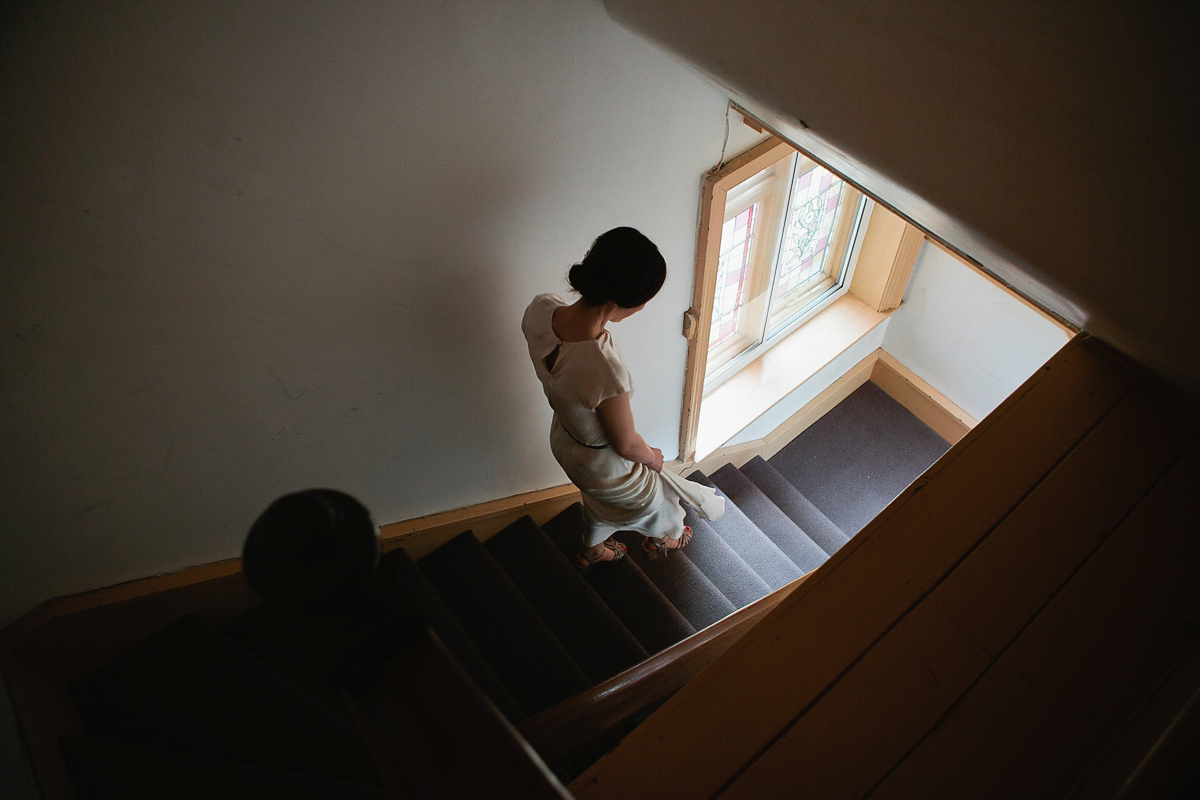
[{"x1": 598, "y1": 392, "x2": 665, "y2": 472}]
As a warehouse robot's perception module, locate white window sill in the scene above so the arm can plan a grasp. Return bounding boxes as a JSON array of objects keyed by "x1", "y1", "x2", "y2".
[{"x1": 694, "y1": 294, "x2": 893, "y2": 460}]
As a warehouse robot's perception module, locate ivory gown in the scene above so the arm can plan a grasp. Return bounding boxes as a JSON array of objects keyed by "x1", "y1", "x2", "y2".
[{"x1": 522, "y1": 293, "x2": 721, "y2": 547}]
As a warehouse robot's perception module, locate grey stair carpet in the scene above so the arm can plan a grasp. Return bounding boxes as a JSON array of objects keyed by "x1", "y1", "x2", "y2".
[
  {"x1": 709, "y1": 463, "x2": 829, "y2": 573},
  {"x1": 541, "y1": 504, "x2": 696, "y2": 655},
  {"x1": 379, "y1": 548, "x2": 525, "y2": 723},
  {"x1": 485, "y1": 515, "x2": 648, "y2": 683},
  {"x1": 739, "y1": 456, "x2": 848, "y2": 556},
  {"x1": 70, "y1": 614, "x2": 380, "y2": 786},
  {"x1": 418, "y1": 531, "x2": 590, "y2": 717},
  {"x1": 679, "y1": 509, "x2": 772, "y2": 610},
  {"x1": 688, "y1": 472, "x2": 804, "y2": 591},
  {"x1": 613, "y1": 530, "x2": 737, "y2": 632},
  {"x1": 61, "y1": 736, "x2": 388, "y2": 800},
  {"x1": 768, "y1": 381, "x2": 951, "y2": 535}
]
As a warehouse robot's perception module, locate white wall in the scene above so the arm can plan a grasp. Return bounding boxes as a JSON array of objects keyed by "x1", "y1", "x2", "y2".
[
  {"x1": 883, "y1": 244, "x2": 1072, "y2": 422},
  {"x1": 0, "y1": 0, "x2": 763, "y2": 625},
  {"x1": 604, "y1": 1, "x2": 1200, "y2": 397}
]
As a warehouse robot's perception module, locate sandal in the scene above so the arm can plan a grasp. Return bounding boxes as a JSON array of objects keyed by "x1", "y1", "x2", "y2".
[
  {"x1": 575, "y1": 540, "x2": 627, "y2": 573},
  {"x1": 642, "y1": 526, "x2": 692, "y2": 560}
]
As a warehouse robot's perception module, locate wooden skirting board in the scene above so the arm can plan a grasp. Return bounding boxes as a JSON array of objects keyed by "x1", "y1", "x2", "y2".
[
  {"x1": 3, "y1": 344, "x2": 978, "y2": 648},
  {"x1": 690, "y1": 346, "x2": 979, "y2": 475}
]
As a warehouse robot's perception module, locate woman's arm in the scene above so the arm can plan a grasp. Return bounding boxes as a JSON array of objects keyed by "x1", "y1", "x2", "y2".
[{"x1": 597, "y1": 391, "x2": 664, "y2": 472}]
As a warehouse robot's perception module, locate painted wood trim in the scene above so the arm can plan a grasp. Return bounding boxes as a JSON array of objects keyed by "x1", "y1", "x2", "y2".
[
  {"x1": 880, "y1": 223, "x2": 924, "y2": 311},
  {"x1": 378, "y1": 483, "x2": 580, "y2": 560},
  {"x1": 871, "y1": 349, "x2": 977, "y2": 444},
  {"x1": 0, "y1": 558, "x2": 244, "y2": 647},
  {"x1": 679, "y1": 137, "x2": 795, "y2": 463}
]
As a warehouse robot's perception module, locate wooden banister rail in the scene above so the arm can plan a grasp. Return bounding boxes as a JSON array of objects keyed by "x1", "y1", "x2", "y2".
[
  {"x1": 518, "y1": 573, "x2": 809, "y2": 764},
  {"x1": 342, "y1": 624, "x2": 572, "y2": 800}
]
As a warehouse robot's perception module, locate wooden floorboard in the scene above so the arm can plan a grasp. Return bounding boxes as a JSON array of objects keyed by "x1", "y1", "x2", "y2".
[
  {"x1": 572, "y1": 338, "x2": 1135, "y2": 800},
  {"x1": 716, "y1": 381, "x2": 1199, "y2": 799},
  {"x1": 868, "y1": 438, "x2": 1200, "y2": 799}
]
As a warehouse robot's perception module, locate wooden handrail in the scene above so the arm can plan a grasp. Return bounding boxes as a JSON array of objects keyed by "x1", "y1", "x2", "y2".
[
  {"x1": 518, "y1": 573, "x2": 808, "y2": 764},
  {"x1": 343, "y1": 624, "x2": 572, "y2": 800}
]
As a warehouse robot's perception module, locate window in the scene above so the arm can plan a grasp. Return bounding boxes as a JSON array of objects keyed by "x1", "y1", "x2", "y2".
[
  {"x1": 679, "y1": 129, "x2": 920, "y2": 464},
  {"x1": 705, "y1": 143, "x2": 866, "y2": 386}
]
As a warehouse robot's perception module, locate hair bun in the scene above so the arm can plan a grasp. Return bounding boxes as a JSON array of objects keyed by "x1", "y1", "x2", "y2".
[{"x1": 567, "y1": 227, "x2": 666, "y2": 309}]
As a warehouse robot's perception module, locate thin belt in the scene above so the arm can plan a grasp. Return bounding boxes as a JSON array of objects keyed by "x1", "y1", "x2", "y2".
[{"x1": 559, "y1": 419, "x2": 609, "y2": 450}]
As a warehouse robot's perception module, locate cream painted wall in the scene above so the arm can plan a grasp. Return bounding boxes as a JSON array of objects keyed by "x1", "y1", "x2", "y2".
[
  {"x1": 882, "y1": 243, "x2": 1072, "y2": 422},
  {"x1": 0, "y1": 0, "x2": 763, "y2": 625}
]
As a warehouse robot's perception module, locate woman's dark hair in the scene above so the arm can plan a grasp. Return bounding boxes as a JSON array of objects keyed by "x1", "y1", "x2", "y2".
[{"x1": 568, "y1": 227, "x2": 666, "y2": 308}]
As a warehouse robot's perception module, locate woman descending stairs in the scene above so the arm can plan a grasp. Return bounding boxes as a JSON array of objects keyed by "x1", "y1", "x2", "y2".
[{"x1": 57, "y1": 385, "x2": 951, "y2": 797}]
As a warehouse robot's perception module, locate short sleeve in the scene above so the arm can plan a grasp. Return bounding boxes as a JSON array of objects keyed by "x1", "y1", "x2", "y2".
[{"x1": 583, "y1": 337, "x2": 633, "y2": 409}]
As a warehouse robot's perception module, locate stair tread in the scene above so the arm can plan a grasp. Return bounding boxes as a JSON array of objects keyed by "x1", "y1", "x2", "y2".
[
  {"x1": 70, "y1": 613, "x2": 379, "y2": 785},
  {"x1": 61, "y1": 735, "x2": 388, "y2": 800},
  {"x1": 614, "y1": 531, "x2": 738, "y2": 631},
  {"x1": 740, "y1": 456, "x2": 849, "y2": 556},
  {"x1": 222, "y1": 603, "x2": 380, "y2": 717},
  {"x1": 689, "y1": 471, "x2": 804, "y2": 590},
  {"x1": 418, "y1": 531, "x2": 591, "y2": 718},
  {"x1": 711, "y1": 462, "x2": 830, "y2": 573},
  {"x1": 486, "y1": 515, "x2": 648, "y2": 683},
  {"x1": 380, "y1": 547, "x2": 526, "y2": 723},
  {"x1": 542, "y1": 504, "x2": 696, "y2": 655},
  {"x1": 679, "y1": 508, "x2": 773, "y2": 609}
]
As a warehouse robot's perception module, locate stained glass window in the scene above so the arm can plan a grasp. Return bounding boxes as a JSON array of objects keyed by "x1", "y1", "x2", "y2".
[
  {"x1": 767, "y1": 163, "x2": 847, "y2": 332},
  {"x1": 710, "y1": 204, "x2": 756, "y2": 347},
  {"x1": 702, "y1": 142, "x2": 864, "y2": 390}
]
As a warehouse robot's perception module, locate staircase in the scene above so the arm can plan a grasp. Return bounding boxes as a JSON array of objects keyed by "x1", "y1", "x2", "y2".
[
  {"x1": 51, "y1": 383, "x2": 955, "y2": 800},
  {"x1": 57, "y1": 458, "x2": 857, "y2": 795},
  {"x1": 38, "y1": 383, "x2": 954, "y2": 798}
]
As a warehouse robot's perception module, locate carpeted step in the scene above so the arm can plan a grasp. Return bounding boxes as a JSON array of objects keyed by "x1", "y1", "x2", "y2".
[
  {"x1": 739, "y1": 455, "x2": 849, "y2": 556},
  {"x1": 765, "y1": 381, "x2": 951, "y2": 535},
  {"x1": 485, "y1": 515, "x2": 648, "y2": 683},
  {"x1": 71, "y1": 614, "x2": 380, "y2": 785},
  {"x1": 679, "y1": 508, "x2": 772, "y2": 609},
  {"x1": 418, "y1": 531, "x2": 591, "y2": 718},
  {"x1": 223, "y1": 550, "x2": 526, "y2": 725},
  {"x1": 542, "y1": 504, "x2": 696, "y2": 655},
  {"x1": 613, "y1": 530, "x2": 737, "y2": 631},
  {"x1": 379, "y1": 548, "x2": 526, "y2": 723},
  {"x1": 709, "y1": 463, "x2": 830, "y2": 573},
  {"x1": 688, "y1": 472, "x2": 804, "y2": 591},
  {"x1": 61, "y1": 735, "x2": 388, "y2": 800}
]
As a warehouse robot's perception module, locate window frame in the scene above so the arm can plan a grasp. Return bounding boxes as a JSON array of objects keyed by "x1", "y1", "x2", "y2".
[{"x1": 681, "y1": 131, "x2": 921, "y2": 462}]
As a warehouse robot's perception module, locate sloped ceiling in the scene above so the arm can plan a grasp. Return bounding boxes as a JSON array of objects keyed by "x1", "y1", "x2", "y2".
[{"x1": 606, "y1": 0, "x2": 1200, "y2": 395}]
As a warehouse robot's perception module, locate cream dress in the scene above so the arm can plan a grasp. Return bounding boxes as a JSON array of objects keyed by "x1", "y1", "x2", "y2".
[{"x1": 522, "y1": 293, "x2": 689, "y2": 547}]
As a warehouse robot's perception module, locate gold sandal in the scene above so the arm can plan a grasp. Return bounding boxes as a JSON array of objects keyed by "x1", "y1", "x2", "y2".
[
  {"x1": 642, "y1": 526, "x2": 692, "y2": 560},
  {"x1": 575, "y1": 539, "x2": 627, "y2": 573}
]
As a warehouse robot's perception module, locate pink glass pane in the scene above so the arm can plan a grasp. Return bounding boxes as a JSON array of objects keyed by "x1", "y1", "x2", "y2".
[{"x1": 709, "y1": 204, "x2": 756, "y2": 348}]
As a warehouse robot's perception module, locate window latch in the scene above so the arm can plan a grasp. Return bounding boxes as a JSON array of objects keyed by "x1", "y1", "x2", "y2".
[{"x1": 682, "y1": 308, "x2": 699, "y2": 340}]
